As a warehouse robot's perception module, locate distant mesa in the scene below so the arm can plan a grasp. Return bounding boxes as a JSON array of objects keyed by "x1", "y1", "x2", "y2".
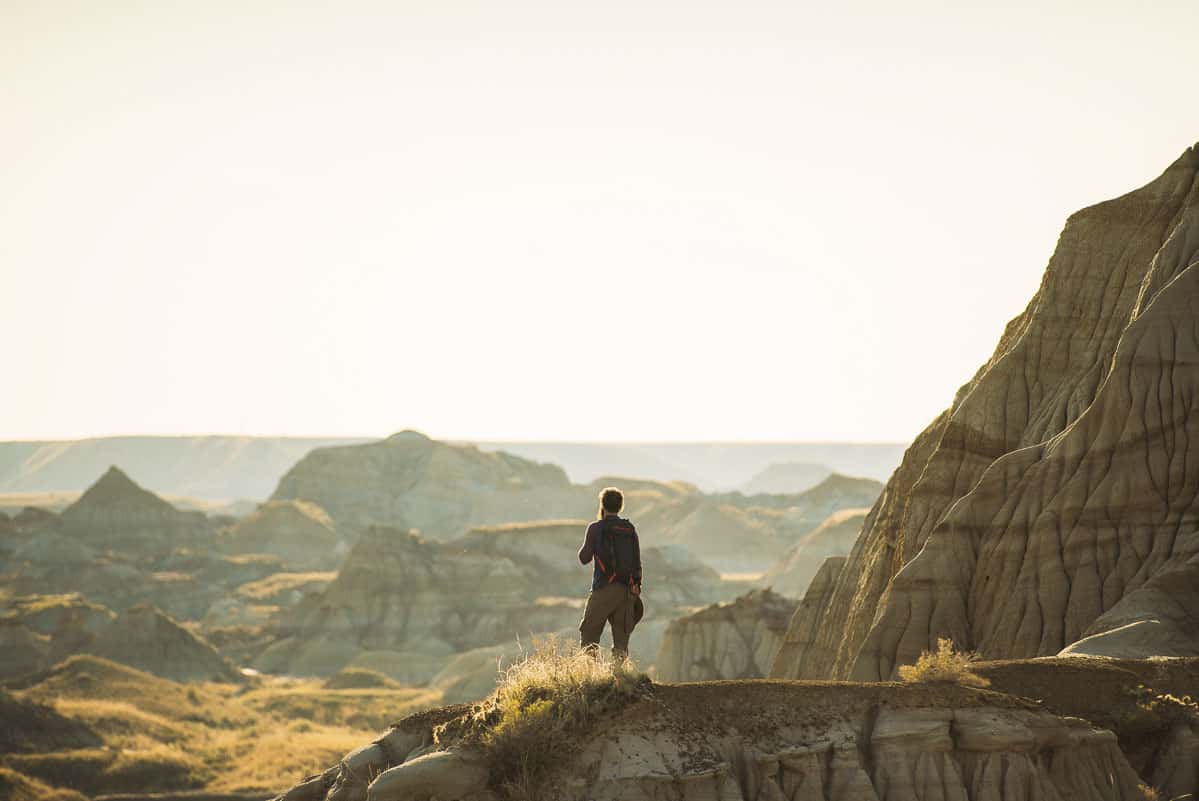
[
  {"x1": 739, "y1": 461, "x2": 832, "y2": 494},
  {"x1": 772, "y1": 142, "x2": 1199, "y2": 681}
]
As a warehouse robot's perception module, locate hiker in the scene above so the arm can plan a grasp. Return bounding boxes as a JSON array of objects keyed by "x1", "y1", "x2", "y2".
[{"x1": 578, "y1": 486, "x2": 643, "y2": 660}]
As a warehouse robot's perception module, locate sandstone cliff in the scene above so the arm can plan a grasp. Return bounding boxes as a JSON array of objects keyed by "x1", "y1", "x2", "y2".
[
  {"x1": 653, "y1": 589, "x2": 798, "y2": 682},
  {"x1": 773, "y1": 143, "x2": 1199, "y2": 681}
]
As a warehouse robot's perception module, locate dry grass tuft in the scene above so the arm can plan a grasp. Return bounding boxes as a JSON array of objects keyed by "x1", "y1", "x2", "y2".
[
  {"x1": 459, "y1": 636, "x2": 650, "y2": 800},
  {"x1": 898, "y1": 638, "x2": 990, "y2": 688},
  {"x1": 1138, "y1": 784, "x2": 1161, "y2": 801}
]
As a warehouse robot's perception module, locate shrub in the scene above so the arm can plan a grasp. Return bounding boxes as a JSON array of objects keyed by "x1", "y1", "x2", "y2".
[
  {"x1": 1138, "y1": 784, "x2": 1160, "y2": 801},
  {"x1": 457, "y1": 636, "x2": 650, "y2": 800},
  {"x1": 897, "y1": 638, "x2": 990, "y2": 688}
]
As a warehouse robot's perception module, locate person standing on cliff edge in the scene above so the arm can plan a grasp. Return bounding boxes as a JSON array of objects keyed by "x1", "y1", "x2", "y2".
[{"x1": 577, "y1": 486, "x2": 644, "y2": 661}]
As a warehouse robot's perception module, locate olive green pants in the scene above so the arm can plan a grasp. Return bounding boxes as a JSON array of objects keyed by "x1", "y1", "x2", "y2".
[{"x1": 579, "y1": 583, "x2": 636, "y2": 658}]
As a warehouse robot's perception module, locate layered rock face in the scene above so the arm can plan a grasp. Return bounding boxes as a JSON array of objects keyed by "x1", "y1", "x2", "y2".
[
  {"x1": 270, "y1": 431, "x2": 586, "y2": 539},
  {"x1": 654, "y1": 589, "x2": 798, "y2": 681},
  {"x1": 773, "y1": 144, "x2": 1199, "y2": 680},
  {"x1": 281, "y1": 682, "x2": 1150, "y2": 801},
  {"x1": 260, "y1": 525, "x2": 564, "y2": 678},
  {"x1": 758, "y1": 508, "x2": 868, "y2": 598}
]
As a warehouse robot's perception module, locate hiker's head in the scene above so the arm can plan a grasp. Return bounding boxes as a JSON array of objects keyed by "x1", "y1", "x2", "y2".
[{"x1": 597, "y1": 487, "x2": 623, "y2": 519}]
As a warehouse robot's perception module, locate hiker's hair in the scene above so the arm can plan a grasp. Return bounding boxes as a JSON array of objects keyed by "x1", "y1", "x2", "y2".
[{"x1": 597, "y1": 487, "x2": 623, "y2": 519}]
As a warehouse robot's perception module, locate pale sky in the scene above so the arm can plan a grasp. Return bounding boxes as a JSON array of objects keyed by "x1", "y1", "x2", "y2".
[{"x1": 3, "y1": 0, "x2": 1198, "y2": 442}]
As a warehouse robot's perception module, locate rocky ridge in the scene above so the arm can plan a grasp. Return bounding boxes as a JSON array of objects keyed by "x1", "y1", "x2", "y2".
[{"x1": 276, "y1": 678, "x2": 1171, "y2": 801}]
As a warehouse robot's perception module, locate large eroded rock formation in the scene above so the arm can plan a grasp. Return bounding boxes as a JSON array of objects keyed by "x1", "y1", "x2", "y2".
[
  {"x1": 773, "y1": 143, "x2": 1199, "y2": 680},
  {"x1": 653, "y1": 589, "x2": 798, "y2": 682}
]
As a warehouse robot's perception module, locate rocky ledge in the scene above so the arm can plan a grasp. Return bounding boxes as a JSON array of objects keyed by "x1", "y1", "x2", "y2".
[{"x1": 274, "y1": 679, "x2": 1157, "y2": 801}]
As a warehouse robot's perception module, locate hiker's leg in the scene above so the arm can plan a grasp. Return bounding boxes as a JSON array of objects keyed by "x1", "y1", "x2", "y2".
[
  {"x1": 579, "y1": 585, "x2": 623, "y2": 652},
  {"x1": 608, "y1": 592, "x2": 635, "y2": 662}
]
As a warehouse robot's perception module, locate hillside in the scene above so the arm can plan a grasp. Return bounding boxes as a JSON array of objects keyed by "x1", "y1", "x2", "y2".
[{"x1": 772, "y1": 143, "x2": 1199, "y2": 681}]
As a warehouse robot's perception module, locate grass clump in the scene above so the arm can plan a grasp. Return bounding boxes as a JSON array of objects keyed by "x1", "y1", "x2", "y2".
[
  {"x1": 457, "y1": 636, "x2": 650, "y2": 800},
  {"x1": 897, "y1": 638, "x2": 990, "y2": 688}
]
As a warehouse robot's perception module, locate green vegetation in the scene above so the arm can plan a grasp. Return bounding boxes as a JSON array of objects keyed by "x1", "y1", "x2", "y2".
[
  {"x1": 457, "y1": 636, "x2": 650, "y2": 800},
  {"x1": 897, "y1": 638, "x2": 990, "y2": 688},
  {"x1": 2, "y1": 656, "x2": 441, "y2": 797}
]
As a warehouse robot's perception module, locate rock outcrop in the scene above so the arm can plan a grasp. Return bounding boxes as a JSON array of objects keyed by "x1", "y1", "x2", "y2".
[
  {"x1": 278, "y1": 681, "x2": 1156, "y2": 801},
  {"x1": 270, "y1": 431, "x2": 586, "y2": 539},
  {"x1": 773, "y1": 143, "x2": 1199, "y2": 680},
  {"x1": 654, "y1": 589, "x2": 798, "y2": 682},
  {"x1": 758, "y1": 508, "x2": 868, "y2": 598}
]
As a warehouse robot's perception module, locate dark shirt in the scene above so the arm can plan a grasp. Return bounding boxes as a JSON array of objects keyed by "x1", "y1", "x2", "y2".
[{"x1": 579, "y1": 515, "x2": 642, "y2": 592}]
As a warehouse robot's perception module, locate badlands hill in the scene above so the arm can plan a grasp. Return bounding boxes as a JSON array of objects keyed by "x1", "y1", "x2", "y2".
[
  {"x1": 773, "y1": 143, "x2": 1199, "y2": 681},
  {"x1": 260, "y1": 520, "x2": 729, "y2": 684},
  {"x1": 270, "y1": 431, "x2": 585, "y2": 538}
]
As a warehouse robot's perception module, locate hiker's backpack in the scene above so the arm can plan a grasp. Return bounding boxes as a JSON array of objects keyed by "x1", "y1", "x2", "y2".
[{"x1": 598, "y1": 517, "x2": 641, "y2": 586}]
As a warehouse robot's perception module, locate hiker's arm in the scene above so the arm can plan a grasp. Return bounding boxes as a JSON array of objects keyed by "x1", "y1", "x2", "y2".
[{"x1": 578, "y1": 522, "x2": 596, "y2": 564}]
